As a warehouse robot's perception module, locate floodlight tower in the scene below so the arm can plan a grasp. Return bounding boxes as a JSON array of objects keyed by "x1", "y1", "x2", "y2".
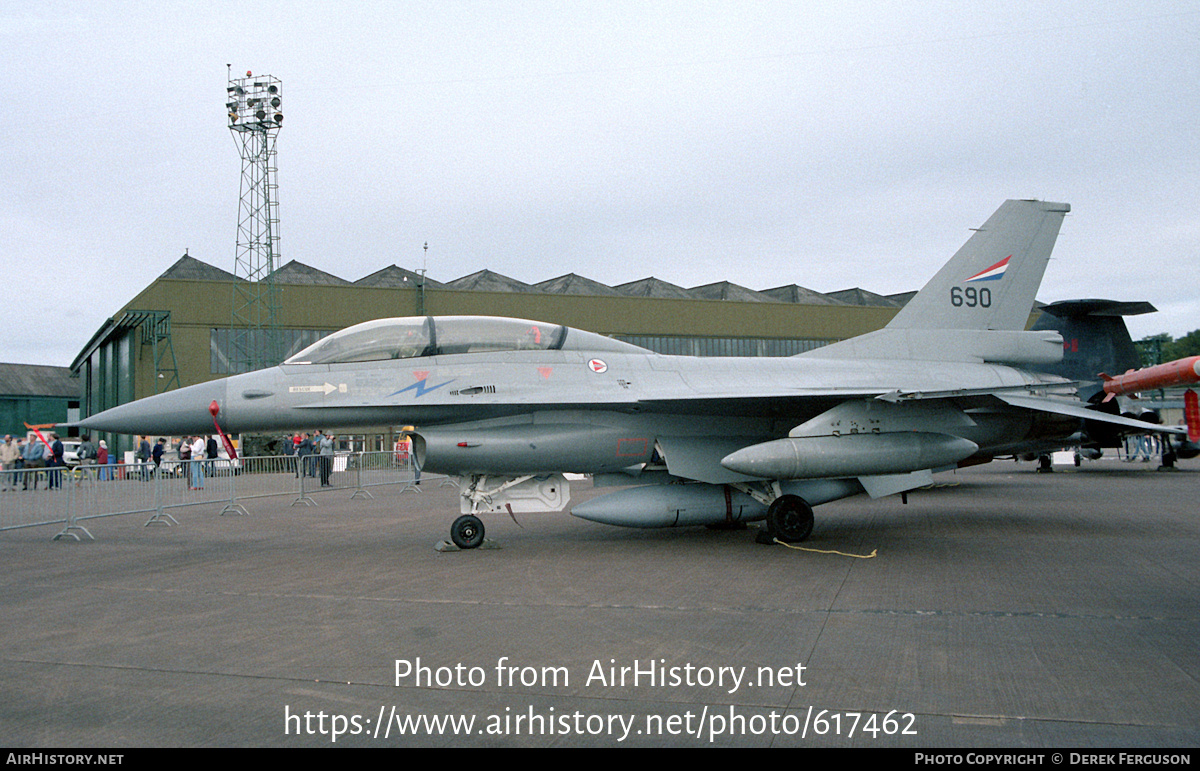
[{"x1": 225, "y1": 67, "x2": 284, "y2": 372}]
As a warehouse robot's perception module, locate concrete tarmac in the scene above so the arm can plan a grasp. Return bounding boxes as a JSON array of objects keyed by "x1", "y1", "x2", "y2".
[{"x1": 1, "y1": 459, "x2": 1197, "y2": 747}]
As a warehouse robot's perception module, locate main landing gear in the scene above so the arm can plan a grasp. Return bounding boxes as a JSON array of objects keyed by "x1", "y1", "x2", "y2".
[
  {"x1": 760, "y1": 494, "x2": 814, "y2": 544},
  {"x1": 450, "y1": 514, "x2": 485, "y2": 549},
  {"x1": 727, "y1": 482, "x2": 818, "y2": 546}
]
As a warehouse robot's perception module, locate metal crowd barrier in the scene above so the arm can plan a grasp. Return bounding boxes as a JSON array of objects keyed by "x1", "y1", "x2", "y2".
[{"x1": 0, "y1": 451, "x2": 423, "y2": 540}]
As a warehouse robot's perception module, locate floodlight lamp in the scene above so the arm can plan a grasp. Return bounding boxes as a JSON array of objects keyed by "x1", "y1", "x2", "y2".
[
  {"x1": 255, "y1": 109, "x2": 266, "y2": 120},
  {"x1": 267, "y1": 84, "x2": 278, "y2": 94},
  {"x1": 270, "y1": 97, "x2": 281, "y2": 108},
  {"x1": 273, "y1": 113, "x2": 283, "y2": 124}
]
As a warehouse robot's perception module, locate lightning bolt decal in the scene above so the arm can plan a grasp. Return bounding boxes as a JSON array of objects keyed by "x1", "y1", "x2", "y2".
[{"x1": 389, "y1": 375, "x2": 455, "y2": 398}]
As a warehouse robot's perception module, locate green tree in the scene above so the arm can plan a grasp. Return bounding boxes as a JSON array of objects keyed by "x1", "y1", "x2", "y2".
[
  {"x1": 1136, "y1": 333, "x2": 1172, "y2": 367},
  {"x1": 1163, "y1": 329, "x2": 1200, "y2": 361}
]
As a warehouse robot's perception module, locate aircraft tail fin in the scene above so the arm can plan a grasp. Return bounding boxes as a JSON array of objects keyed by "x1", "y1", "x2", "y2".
[
  {"x1": 805, "y1": 200, "x2": 1070, "y2": 363},
  {"x1": 886, "y1": 199, "x2": 1070, "y2": 332},
  {"x1": 1029, "y1": 299, "x2": 1155, "y2": 403}
]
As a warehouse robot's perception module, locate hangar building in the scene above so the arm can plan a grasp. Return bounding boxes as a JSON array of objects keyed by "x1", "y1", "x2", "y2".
[{"x1": 0, "y1": 364, "x2": 79, "y2": 438}]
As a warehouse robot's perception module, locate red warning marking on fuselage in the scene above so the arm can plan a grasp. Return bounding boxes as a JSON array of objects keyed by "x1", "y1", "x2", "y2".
[{"x1": 616, "y1": 438, "x2": 650, "y2": 457}]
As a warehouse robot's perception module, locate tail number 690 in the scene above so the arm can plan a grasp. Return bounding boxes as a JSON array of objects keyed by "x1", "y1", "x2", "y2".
[{"x1": 950, "y1": 286, "x2": 991, "y2": 307}]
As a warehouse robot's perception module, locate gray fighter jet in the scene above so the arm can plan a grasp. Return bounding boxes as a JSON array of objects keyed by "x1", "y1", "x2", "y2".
[{"x1": 80, "y1": 200, "x2": 1182, "y2": 548}]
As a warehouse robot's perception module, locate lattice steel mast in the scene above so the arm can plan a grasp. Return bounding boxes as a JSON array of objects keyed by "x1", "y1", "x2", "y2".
[{"x1": 226, "y1": 66, "x2": 284, "y2": 372}]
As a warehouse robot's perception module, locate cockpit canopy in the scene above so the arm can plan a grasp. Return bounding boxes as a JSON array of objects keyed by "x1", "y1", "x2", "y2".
[{"x1": 284, "y1": 316, "x2": 643, "y2": 365}]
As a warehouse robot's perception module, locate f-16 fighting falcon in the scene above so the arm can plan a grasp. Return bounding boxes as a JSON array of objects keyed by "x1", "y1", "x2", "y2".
[{"x1": 79, "y1": 200, "x2": 1184, "y2": 548}]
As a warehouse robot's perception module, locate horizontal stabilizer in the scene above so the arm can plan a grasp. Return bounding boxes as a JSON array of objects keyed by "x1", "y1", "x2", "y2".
[
  {"x1": 996, "y1": 393, "x2": 1186, "y2": 435},
  {"x1": 1038, "y1": 299, "x2": 1156, "y2": 318}
]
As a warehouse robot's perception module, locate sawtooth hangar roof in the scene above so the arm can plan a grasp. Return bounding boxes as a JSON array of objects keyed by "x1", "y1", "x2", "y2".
[{"x1": 151, "y1": 254, "x2": 908, "y2": 307}]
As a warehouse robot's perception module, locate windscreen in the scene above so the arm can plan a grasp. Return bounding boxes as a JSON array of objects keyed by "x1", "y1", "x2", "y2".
[{"x1": 284, "y1": 317, "x2": 432, "y2": 364}]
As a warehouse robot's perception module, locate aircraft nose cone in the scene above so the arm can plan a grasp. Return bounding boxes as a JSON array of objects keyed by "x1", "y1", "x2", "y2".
[{"x1": 79, "y1": 379, "x2": 229, "y2": 436}]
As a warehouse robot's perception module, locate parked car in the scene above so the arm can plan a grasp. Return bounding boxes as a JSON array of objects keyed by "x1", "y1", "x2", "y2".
[{"x1": 59, "y1": 440, "x2": 81, "y2": 467}]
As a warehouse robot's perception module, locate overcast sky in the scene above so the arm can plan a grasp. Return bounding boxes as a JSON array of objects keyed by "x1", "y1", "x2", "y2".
[{"x1": 3, "y1": 1, "x2": 1197, "y2": 367}]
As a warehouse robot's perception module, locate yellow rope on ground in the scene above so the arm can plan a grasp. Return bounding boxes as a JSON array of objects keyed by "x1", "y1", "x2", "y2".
[{"x1": 773, "y1": 539, "x2": 877, "y2": 558}]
